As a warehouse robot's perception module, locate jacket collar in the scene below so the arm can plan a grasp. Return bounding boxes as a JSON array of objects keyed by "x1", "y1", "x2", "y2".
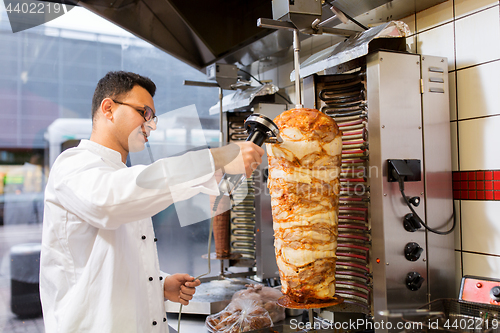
[{"x1": 78, "y1": 140, "x2": 125, "y2": 167}]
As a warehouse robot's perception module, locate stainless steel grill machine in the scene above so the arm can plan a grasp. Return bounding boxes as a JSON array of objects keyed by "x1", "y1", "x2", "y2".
[
  {"x1": 174, "y1": 4, "x2": 455, "y2": 332},
  {"x1": 301, "y1": 49, "x2": 455, "y2": 331}
]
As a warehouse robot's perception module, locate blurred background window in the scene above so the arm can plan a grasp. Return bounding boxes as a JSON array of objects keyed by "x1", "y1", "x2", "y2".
[{"x1": 0, "y1": 3, "x2": 219, "y2": 331}]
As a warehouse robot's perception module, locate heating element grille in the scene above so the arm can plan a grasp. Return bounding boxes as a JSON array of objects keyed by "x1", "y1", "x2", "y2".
[
  {"x1": 227, "y1": 114, "x2": 257, "y2": 261},
  {"x1": 317, "y1": 70, "x2": 372, "y2": 314}
]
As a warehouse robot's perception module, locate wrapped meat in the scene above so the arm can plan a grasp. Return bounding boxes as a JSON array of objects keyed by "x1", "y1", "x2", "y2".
[
  {"x1": 266, "y1": 108, "x2": 342, "y2": 303},
  {"x1": 205, "y1": 299, "x2": 273, "y2": 333},
  {"x1": 232, "y1": 284, "x2": 285, "y2": 323}
]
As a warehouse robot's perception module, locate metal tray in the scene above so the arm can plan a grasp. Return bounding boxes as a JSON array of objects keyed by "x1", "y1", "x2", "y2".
[{"x1": 400, "y1": 299, "x2": 500, "y2": 333}]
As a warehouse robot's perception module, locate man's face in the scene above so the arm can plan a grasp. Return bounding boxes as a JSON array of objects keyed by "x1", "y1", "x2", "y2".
[{"x1": 112, "y1": 85, "x2": 157, "y2": 153}]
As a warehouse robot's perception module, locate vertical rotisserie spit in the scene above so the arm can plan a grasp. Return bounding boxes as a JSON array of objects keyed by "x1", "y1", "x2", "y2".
[{"x1": 266, "y1": 108, "x2": 342, "y2": 303}]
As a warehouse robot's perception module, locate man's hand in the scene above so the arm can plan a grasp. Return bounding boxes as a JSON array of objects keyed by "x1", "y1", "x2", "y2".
[
  {"x1": 210, "y1": 142, "x2": 265, "y2": 177},
  {"x1": 163, "y1": 273, "x2": 201, "y2": 306}
]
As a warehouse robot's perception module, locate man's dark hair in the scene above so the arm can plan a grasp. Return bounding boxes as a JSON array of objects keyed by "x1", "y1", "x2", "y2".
[{"x1": 91, "y1": 71, "x2": 156, "y2": 120}]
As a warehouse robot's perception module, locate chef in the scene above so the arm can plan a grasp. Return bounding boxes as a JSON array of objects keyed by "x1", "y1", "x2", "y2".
[{"x1": 39, "y1": 71, "x2": 264, "y2": 333}]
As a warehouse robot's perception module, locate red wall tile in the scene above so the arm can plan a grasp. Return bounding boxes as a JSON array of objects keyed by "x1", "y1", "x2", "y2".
[{"x1": 451, "y1": 170, "x2": 500, "y2": 201}]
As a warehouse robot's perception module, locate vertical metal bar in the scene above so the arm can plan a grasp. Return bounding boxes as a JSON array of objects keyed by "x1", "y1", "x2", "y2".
[
  {"x1": 219, "y1": 87, "x2": 224, "y2": 147},
  {"x1": 293, "y1": 30, "x2": 303, "y2": 108},
  {"x1": 308, "y1": 309, "x2": 314, "y2": 330}
]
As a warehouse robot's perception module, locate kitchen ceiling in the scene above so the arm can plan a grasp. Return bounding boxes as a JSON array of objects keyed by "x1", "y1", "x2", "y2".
[{"x1": 72, "y1": 0, "x2": 447, "y2": 71}]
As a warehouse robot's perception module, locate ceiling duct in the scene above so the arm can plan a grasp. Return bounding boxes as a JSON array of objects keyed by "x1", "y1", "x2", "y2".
[{"x1": 272, "y1": 0, "x2": 322, "y2": 31}]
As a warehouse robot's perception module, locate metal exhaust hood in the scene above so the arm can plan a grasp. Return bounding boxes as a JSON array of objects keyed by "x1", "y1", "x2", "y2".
[
  {"x1": 68, "y1": 0, "x2": 447, "y2": 71},
  {"x1": 291, "y1": 21, "x2": 409, "y2": 80}
]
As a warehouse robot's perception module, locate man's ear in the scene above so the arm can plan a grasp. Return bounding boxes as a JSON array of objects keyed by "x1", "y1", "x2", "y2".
[{"x1": 100, "y1": 98, "x2": 114, "y2": 121}]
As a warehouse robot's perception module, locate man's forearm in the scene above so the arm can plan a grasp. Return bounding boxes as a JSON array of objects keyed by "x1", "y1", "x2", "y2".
[{"x1": 209, "y1": 144, "x2": 240, "y2": 171}]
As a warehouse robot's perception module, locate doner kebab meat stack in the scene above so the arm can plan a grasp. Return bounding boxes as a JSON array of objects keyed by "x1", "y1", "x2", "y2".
[{"x1": 266, "y1": 108, "x2": 342, "y2": 303}]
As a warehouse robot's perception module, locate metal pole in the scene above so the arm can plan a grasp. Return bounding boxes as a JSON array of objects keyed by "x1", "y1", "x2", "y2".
[
  {"x1": 219, "y1": 87, "x2": 224, "y2": 147},
  {"x1": 308, "y1": 308, "x2": 314, "y2": 331},
  {"x1": 293, "y1": 29, "x2": 303, "y2": 108}
]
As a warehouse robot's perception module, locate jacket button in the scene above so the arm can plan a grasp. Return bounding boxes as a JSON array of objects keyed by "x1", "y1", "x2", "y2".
[
  {"x1": 141, "y1": 235, "x2": 146, "y2": 240},
  {"x1": 163, "y1": 318, "x2": 166, "y2": 322},
  {"x1": 152, "y1": 321, "x2": 157, "y2": 325},
  {"x1": 159, "y1": 276, "x2": 163, "y2": 281},
  {"x1": 149, "y1": 277, "x2": 153, "y2": 281},
  {"x1": 154, "y1": 237, "x2": 158, "y2": 242}
]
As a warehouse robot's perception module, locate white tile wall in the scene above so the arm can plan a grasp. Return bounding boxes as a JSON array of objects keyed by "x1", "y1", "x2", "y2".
[
  {"x1": 390, "y1": 0, "x2": 500, "y2": 284},
  {"x1": 449, "y1": 73, "x2": 457, "y2": 121},
  {"x1": 416, "y1": 0, "x2": 454, "y2": 32},
  {"x1": 399, "y1": 14, "x2": 416, "y2": 35},
  {"x1": 461, "y1": 201, "x2": 500, "y2": 255},
  {"x1": 454, "y1": 200, "x2": 461, "y2": 250},
  {"x1": 455, "y1": 251, "x2": 463, "y2": 295},
  {"x1": 455, "y1": 0, "x2": 499, "y2": 19},
  {"x1": 458, "y1": 115, "x2": 500, "y2": 170},
  {"x1": 455, "y1": 6, "x2": 500, "y2": 69},
  {"x1": 463, "y1": 252, "x2": 500, "y2": 279},
  {"x1": 456, "y1": 61, "x2": 500, "y2": 119},
  {"x1": 450, "y1": 122, "x2": 459, "y2": 171},
  {"x1": 417, "y1": 22, "x2": 456, "y2": 71}
]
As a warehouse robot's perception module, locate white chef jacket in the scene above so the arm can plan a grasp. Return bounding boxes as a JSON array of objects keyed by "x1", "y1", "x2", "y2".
[{"x1": 40, "y1": 140, "x2": 219, "y2": 333}]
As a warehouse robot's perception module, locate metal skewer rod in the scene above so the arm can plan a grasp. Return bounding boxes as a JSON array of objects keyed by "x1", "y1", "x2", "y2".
[
  {"x1": 293, "y1": 29, "x2": 303, "y2": 109},
  {"x1": 178, "y1": 206, "x2": 216, "y2": 333},
  {"x1": 219, "y1": 87, "x2": 224, "y2": 147},
  {"x1": 308, "y1": 309, "x2": 314, "y2": 331}
]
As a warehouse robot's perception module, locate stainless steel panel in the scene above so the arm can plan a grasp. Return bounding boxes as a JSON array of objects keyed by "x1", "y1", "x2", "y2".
[
  {"x1": 272, "y1": 0, "x2": 290, "y2": 20},
  {"x1": 303, "y1": 75, "x2": 318, "y2": 109},
  {"x1": 420, "y1": 55, "x2": 455, "y2": 300},
  {"x1": 367, "y1": 52, "x2": 428, "y2": 331},
  {"x1": 273, "y1": 0, "x2": 322, "y2": 20}
]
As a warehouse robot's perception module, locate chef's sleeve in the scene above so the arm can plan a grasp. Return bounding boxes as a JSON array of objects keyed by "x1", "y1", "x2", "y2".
[{"x1": 53, "y1": 149, "x2": 219, "y2": 229}]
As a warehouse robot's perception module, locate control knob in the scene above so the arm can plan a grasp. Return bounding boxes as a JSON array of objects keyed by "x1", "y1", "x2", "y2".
[
  {"x1": 490, "y1": 286, "x2": 500, "y2": 302},
  {"x1": 403, "y1": 213, "x2": 421, "y2": 232},
  {"x1": 406, "y1": 272, "x2": 424, "y2": 291},
  {"x1": 404, "y1": 242, "x2": 424, "y2": 261}
]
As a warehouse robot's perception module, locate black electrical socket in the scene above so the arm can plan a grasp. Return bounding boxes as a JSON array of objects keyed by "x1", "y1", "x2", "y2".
[{"x1": 387, "y1": 159, "x2": 421, "y2": 182}]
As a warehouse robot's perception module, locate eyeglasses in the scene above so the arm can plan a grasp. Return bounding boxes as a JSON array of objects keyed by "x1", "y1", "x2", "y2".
[{"x1": 112, "y1": 99, "x2": 158, "y2": 125}]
